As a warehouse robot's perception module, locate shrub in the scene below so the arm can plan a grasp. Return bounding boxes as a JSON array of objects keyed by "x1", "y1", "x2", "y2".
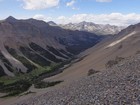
[
  {"x1": 136, "y1": 50, "x2": 140, "y2": 54},
  {"x1": 106, "y1": 56, "x2": 124, "y2": 68},
  {"x1": 34, "y1": 80, "x2": 63, "y2": 89},
  {"x1": 88, "y1": 69, "x2": 99, "y2": 76},
  {"x1": 0, "y1": 79, "x2": 31, "y2": 97}
]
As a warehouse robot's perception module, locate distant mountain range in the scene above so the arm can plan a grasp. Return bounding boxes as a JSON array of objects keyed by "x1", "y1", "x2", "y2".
[
  {"x1": 47, "y1": 21, "x2": 125, "y2": 35},
  {"x1": 0, "y1": 16, "x2": 104, "y2": 77}
]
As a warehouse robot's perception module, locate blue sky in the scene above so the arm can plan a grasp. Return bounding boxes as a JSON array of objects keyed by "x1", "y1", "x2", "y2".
[{"x1": 0, "y1": 0, "x2": 140, "y2": 26}]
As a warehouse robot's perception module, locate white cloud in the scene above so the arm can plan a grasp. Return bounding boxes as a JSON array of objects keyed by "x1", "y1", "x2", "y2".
[
  {"x1": 33, "y1": 14, "x2": 46, "y2": 20},
  {"x1": 33, "y1": 13, "x2": 140, "y2": 26},
  {"x1": 72, "y1": 7, "x2": 79, "y2": 10},
  {"x1": 66, "y1": 0, "x2": 76, "y2": 7},
  {"x1": 56, "y1": 13, "x2": 140, "y2": 26},
  {"x1": 96, "y1": 0, "x2": 112, "y2": 2},
  {"x1": 33, "y1": 14, "x2": 52, "y2": 21},
  {"x1": 21, "y1": 0, "x2": 59, "y2": 10},
  {"x1": 57, "y1": 16, "x2": 67, "y2": 23}
]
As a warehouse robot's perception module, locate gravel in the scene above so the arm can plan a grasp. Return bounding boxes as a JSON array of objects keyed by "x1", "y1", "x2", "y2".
[{"x1": 14, "y1": 54, "x2": 140, "y2": 105}]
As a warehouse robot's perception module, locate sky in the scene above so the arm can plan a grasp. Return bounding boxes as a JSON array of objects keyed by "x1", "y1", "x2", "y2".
[{"x1": 0, "y1": 0, "x2": 140, "y2": 26}]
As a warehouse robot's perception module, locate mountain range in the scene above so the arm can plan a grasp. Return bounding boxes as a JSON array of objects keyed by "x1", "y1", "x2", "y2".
[
  {"x1": 38, "y1": 22, "x2": 140, "y2": 104},
  {"x1": 44, "y1": 22, "x2": 140, "y2": 82},
  {"x1": 58, "y1": 21, "x2": 125, "y2": 35},
  {"x1": 0, "y1": 16, "x2": 140, "y2": 105},
  {"x1": 0, "y1": 16, "x2": 104, "y2": 77}
]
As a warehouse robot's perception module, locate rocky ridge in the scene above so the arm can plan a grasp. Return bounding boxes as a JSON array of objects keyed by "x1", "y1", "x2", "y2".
[
  {"x1": 59, "y1": 21, "x2": 125, "y2": 35},
  {"x1": 0, "y1": 16, "x2": 104, "y2": 77}
]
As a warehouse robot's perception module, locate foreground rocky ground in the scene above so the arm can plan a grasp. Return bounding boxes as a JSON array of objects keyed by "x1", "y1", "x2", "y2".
[{"x1": 14, "y1": 54, "x2": 140, "y2": 105}]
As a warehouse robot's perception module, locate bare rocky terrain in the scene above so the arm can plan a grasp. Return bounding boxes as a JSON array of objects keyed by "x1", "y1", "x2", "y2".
[
  {"x1": 13, "y1": 53, "x2": 140, "y2": 105},
  {"x1": 59, "y1": 21, "x2": 125, "y2": 35},
  {"x1": 0, "y1": 17, "x2": 140, "y2": 105}
]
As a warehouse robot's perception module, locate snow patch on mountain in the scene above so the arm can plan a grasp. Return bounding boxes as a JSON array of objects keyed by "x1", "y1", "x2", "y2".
[
  {"x1": 60, "y1": 21, "x2": 125, "y2": 35},
  {"x1": 106, "y1": 31, "x2": 136, "y2": 48}
]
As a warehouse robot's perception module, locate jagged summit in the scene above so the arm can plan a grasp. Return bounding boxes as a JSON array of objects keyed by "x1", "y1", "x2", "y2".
[
  {"x1": 79, "y1": 21, "x2": 96, "y2": 25},
  {"x1": 47, "y1": 21, "x2": 57, "y2": 26},
  {"x1": 60, "y1": 21, "x2": 125, "y2": 35},
  {"x1": 5, "y1": 16, "x2": 17, "y2": 22}
]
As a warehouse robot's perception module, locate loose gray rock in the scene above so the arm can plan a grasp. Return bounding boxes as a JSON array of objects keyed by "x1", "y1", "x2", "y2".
[{"x1": 14, "y1": 54, "x2": 140, "y2": 105}]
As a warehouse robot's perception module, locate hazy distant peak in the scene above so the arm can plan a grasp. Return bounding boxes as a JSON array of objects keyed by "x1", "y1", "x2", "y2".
[
  {"x1": 60, "y1": 22, "x2": 125, "y2": 35},
  {"x1": 47, "y1": 21, "x2": 57, "y2": 26},
  {"x1": 80, "y1": 21, "x2": 96, "y2": 25}
]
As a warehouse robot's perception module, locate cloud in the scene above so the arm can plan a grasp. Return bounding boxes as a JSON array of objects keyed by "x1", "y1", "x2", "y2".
[
  {"x1": 72, "y1": 7, "x2": 79, "y2": 10},
  {"x1": 32, "y1": 13, "x2": 140, "y2": 26},
  {"x1": 33, "y1": 14, "x2": 52, "y2": 21},
  {"x1": 21, "y1": 0, "x2": 59, "y2": 10},
  {"x1": 96, "y1": 0, "x2": 112, "y2": 2},
  {"x1": 33, "y1": 14, "x2": 46, "y2": 20},
  {"x1": 66, "y1": 0, "x2": 76, "y2": 7},
  {"x1": 56, "y1": 13, "x2": 140, "y2": 26}
]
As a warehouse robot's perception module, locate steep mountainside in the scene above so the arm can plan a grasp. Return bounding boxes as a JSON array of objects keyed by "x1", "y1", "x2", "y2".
[
  {"x1": 44, "y1": 22, "x2": 140, "y2": 82},
  {"x1": 1, "y1": 22, "x2": 140, "y2": 105},
  {"x1": 60, "y1": 21, "x2": 124, "y2": 35},
  {"x1": 14, "y1": 53, "x2": 140, "y2": 105},
  {"x1": 0, "y1": 16, "x2": 104, "y2": 77}
]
